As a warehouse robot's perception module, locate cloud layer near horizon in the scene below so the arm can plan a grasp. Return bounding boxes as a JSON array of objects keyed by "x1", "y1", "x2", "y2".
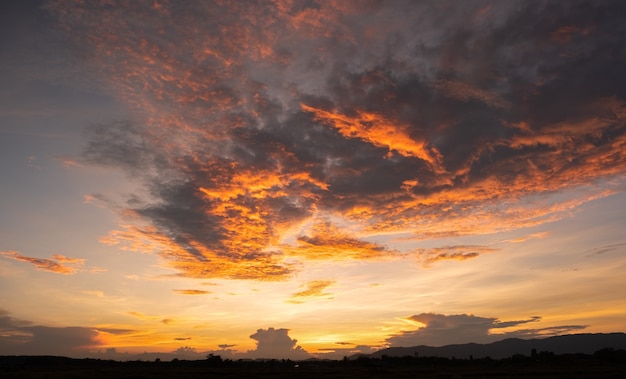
[
  {"x1": 0, "y1": 309, "x2": 133, "y2": 357},
  {"x1": 387, "y1": 313, "x2": 588, "y2": 347},
  {"x1": 0, "y1": 309, "x2": 309, "y2": 359},
  {"x1": 44, "y1": 0, "x2": 626, "y2": 280}
]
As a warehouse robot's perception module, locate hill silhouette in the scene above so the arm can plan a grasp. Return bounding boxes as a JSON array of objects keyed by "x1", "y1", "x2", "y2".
[{"x1": 368, "y1": 333, "x2": 626, "y2": 359}]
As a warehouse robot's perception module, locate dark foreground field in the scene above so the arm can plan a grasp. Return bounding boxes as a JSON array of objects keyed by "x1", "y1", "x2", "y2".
[{"x1": 2, "y1": 351, "x2": 626, "y2": 379}]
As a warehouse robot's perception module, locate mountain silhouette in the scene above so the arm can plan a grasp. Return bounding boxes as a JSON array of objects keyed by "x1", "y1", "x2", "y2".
[{"x1": 368, "y1": 333, "x2": 626, "y2": 360}]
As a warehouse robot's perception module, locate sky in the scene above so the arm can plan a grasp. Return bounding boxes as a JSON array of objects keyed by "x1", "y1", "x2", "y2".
[{"x1": 1, "y1": 0, "x2": 626, "y2": 360}]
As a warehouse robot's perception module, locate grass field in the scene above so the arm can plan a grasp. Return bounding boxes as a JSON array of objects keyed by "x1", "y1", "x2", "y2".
[{"x1": 2, "y1": 353, "x2": 626, "y2": 379}]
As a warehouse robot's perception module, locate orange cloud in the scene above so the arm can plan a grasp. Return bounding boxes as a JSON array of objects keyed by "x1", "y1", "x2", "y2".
[
  {"x1": 50, "y1": 1, "x2": 626, "y2": 281},
  {"x1": 283, "y1": 221, "x2": 399, "y2": 261},
  {"x1": 195, "y1": 163, "x2": 328, "y2": 260},
  {"x1": 51, "y1": 254, "x2": 85, "y2": 264},
  {"x1": 382, "y1": 187, "x2": 617, "y2": 240},
  {"x1": 0, "y1": 251, "x2": 85, "y2": 275},
  {"x1": 101, "y1": 224, "x2": 294, "y2": 281},
  {"x1": 288, "y1": 280, "x2": 335, "y2": 304},
  {"x1": 502, "y1": 232, "x2": 551, "y2": 244},
  {"x1": 172, "y1": 289, "x2": 211, "y2": 295},
  {"x1": 301, "y1": 104, "x2": 444, "y2": 170}
]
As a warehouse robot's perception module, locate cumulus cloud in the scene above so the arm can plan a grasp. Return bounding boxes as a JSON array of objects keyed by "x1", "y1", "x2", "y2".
[
  {"x1": 43, "y1": 1, "x2": 626, "y2": 280},
  {"x1": 386, "y1": 313, "x2": 586, "y2": 347},
  {"x1": 243, "y1": 327, "x2": 311, "y2": 360},
  {"x1": 173, "y1": 346, "x2": 202, "y2": 359}
]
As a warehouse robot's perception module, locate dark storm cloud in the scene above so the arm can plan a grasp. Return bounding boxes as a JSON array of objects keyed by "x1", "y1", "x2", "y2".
[
  {"x1": 0, "y1": 0, "x2": 119, "y2": 129},
  {"x1": 48, "y1": 1, "x2": 626, "y2": 279},
  {"x1": 82, "y1": 120, "x2": 162, "y2": 172},
  {"x1": 386, "y1": 313, "x2": 586, "y2": 347}
]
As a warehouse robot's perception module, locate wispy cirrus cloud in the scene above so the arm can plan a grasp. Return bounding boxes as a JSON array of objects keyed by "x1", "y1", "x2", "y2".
[
  {"x1": 288, "y1": 280, "x2": 335, "y2": 304},
  {"x1": 417, "y1": 245, "x2": 498, "y2": 267},
  {"x1": 172, "y1": 289, "x2": 211, "y2": 295},
  {"x1": 585, "y1": 242, "x2": 626, "y2": 257},
  {"x1": 500, "y1": 232, "x2": 552, "y2": 244},
  {"x1": 127, "y1": 311, "x2": 174, "y2": 325},
  {"x1": 0, "y1": 250, "x2": 86, "y2": 275},
  {"x1": 44, "y1": 0, "x2": 626, "y2": 281},
  {"x1": 81, "y1": 290, "x2": 105, "y2": 298}
]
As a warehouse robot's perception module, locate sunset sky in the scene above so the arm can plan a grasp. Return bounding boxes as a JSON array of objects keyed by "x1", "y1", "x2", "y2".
[{"x1": 1, "y1": 0, "x2": 626, "y2": 360}]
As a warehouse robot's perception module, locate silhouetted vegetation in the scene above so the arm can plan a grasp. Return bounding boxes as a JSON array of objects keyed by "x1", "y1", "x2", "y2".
[{"x1": 2, "y1": 348, "x2": 626, "y2": 378}]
